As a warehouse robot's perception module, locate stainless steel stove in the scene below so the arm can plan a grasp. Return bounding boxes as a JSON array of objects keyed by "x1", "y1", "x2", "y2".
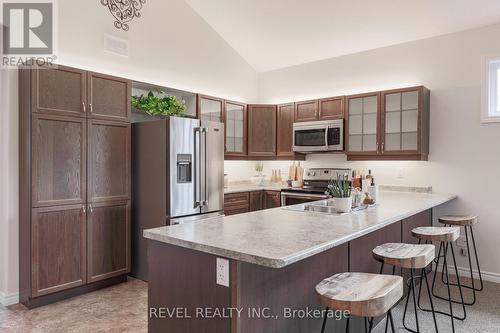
[{"x1": 280, "y1": 168, "x2": 351, "y2": 206}]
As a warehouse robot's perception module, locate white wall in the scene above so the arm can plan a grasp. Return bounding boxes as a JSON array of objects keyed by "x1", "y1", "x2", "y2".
[
  {"x1": 255, "y1": 23, "x2": 500, "y2": 279},
  {"x1": 0, "y1": 0, "x2": 258, "y2": 303}
]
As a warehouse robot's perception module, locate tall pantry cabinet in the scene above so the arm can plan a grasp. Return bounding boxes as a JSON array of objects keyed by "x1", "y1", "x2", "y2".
[{"x1": 19, "y1": 65, "x2": 131, "y2": 307}]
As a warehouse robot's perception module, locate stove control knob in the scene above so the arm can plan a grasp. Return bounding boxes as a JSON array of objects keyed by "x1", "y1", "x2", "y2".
[{"x1": 309, "y1": 171, "x2": 316, "y2": 176}]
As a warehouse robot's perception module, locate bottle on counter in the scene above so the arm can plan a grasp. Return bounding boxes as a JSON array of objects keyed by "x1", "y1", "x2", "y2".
[{"x1": 367, "y1": 178, "x2": 379, "y2": 204}]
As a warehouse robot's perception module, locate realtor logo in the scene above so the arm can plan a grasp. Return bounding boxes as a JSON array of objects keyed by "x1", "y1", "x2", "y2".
[{"x1": 1, "y1": 1, "x2": 57, "y2": 68}]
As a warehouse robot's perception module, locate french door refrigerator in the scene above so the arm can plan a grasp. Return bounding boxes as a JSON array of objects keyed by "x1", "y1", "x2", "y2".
[{"x1": 131, "y1": 116, "x2": 224, "y2": 280}]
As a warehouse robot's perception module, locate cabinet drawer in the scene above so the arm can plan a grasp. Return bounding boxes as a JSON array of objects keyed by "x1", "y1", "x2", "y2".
[
  {"x1": 224, "y1": 205, "x2": 249, "y2": 216},
  {"x1": 224, "y1": 192, "x2": 250, "y2": 206}
]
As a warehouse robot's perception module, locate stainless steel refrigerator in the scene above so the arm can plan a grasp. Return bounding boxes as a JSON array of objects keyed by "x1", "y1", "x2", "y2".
[{"x1": 131, "y1": 116, "x2": 224, "y2": 280}]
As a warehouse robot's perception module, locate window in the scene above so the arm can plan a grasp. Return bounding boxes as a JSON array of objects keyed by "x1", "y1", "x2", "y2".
[{"x1": 482, "y1": 56, "x2": 500, "y2": 123}]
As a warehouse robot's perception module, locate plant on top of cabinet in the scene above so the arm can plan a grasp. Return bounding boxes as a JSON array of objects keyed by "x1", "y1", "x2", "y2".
[{"x1": 131, "y1": 91, "x2": 187, "y2": 117}]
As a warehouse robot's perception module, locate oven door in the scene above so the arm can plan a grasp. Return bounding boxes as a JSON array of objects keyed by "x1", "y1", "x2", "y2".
[
  {"x1": 281, "y1": 192, "x2": 328, "y2": 206},
  {"x1": 293, "y1": 121, "x2": 343, "y2": 152}
]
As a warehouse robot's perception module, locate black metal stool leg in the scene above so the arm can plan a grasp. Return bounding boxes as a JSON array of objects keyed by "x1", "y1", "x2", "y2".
[
  {"x1": 426, "y1": 241, "x2": 466, "y2": 321},
  {"x1": 443, "y1": 244, "x2": 456, "y2": 333},
  {"x1": 368, "y1": 317, "x2": 373, "y2": 333},
  {"x1": 403, "y1": 268, "x2": 420, "y2": 333},
  {"x1": 388, "y1": 309, "x2": 396, "y2": 333},
  {"x1": 470, "y1": 226, "x2": 484, "y2": 291},
  {"x1": 440, "y1": 225, "x2": 483, "y2": 305},
  {"x1": 416, "y1": 266, "x2": 439, "y2": 332},
  {"x1": 345, "y1": 316, "x2": 350, "y2": 333},
  {"x1": 321, "y1": 307, "x2": 328, "y2": 333}
]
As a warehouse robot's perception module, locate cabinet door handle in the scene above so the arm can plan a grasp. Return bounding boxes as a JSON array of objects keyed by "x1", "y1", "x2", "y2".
[
  {"x1": 318, "y1": 110, "x2": 322, "y2": 118},
  {"x1": 88, "y1": 205, "x2": 93, "y2": 213},
  {"x1": 82, "y1": 102, "x2": 86, "y2": 113},
  {"x1": 89, "y1": 103, "x2": 93, "y2": 113},
  {"x1": 376, "y1": 142, "x2": 380, "y2": 153},
  {"x1": 381, "y1": 142, "x2": 385, "y2": 153},
  {"x1": 82, "y1": 206, "x2": 86, "y2": 214}
]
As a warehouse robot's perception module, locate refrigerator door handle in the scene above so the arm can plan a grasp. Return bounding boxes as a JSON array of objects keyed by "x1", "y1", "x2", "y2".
[
  {"x1": 201, "y1": 127, "x2": 208, "y2": 206},
  {"x1": 193, "y1": 127, "x2": 201, "y2": 208}
]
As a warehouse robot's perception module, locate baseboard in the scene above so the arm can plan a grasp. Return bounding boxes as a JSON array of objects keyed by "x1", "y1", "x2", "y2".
[
  {"x1": 0, "y1": 291, "x2": 20, "y2": 306},
  {"x1": 435, "y1": 263, "x2": 500, "y2": 284}
]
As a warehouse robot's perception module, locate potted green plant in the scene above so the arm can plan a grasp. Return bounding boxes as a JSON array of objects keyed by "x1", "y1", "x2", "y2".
[
  {"x1": 131, "y1": 90, "x2": 187, "y2": 117},
  {"x1": 326, "y1": 174, "x2": 352, "y2": 213},
  {"x1": 250, "y1": 162, "x2": 265, "y2": 185}
]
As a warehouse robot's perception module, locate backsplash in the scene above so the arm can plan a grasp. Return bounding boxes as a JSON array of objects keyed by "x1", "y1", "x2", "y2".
[{"x1": 224, "y1": 153, "x2": 434, "y2": 188}]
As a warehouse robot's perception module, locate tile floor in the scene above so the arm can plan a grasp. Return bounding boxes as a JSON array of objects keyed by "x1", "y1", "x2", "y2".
[
  {"x1": 1, "y1": 276, "x2": 499, "y2": 332},
  {"x1": 0, "y1": 278, "x2": 147, "y2": 333}
]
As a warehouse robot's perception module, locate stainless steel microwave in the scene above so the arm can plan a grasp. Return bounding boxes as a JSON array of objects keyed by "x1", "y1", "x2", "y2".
[{"x1": 293, "y1": 119, "x2": 344, "y2": 152}]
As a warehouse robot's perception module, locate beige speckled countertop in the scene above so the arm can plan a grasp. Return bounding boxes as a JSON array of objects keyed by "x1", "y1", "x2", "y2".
[{"x1": 144, "y1": 191, "x2": 456, "y2": 268}]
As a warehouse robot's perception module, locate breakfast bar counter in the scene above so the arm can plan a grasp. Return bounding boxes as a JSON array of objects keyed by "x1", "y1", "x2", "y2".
[{"x1": 144, "y1": 191, "x2": 456, "y2": 333}]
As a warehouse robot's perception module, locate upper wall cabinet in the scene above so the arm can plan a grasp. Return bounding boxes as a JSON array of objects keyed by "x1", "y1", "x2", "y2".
[
  {"x1": 318, "y1": 97, "x2": 344, "y2": 120},
  {"x1": 295, "y1": 100, "x2": 319, "y2": 122},
  {"x1": 224, "y1": 100, "x2": 247, "y2": 158},
  {"x1": 247, "y1": 104, "x2": 277, "y2": 158},
  {"x1": 198, "y1": 95, "x2": 223, "y2": 122},
  {"x1": 277, "y1": 103, "x2": 295, "y2": 157},
  {"x1": 32, "y1": 65, "x2": 87, "y2": 117},
  {"x1": 88, "y1": 72, "x2": 131, "y2": 122},
  {"x1": 295, "y1": 97, "x2": 345, "y2": 122},
  {"x1": 346, "y1": 86, "x2": 429, "y2": 161},
  {"x1": 346, "y1": 92, "x2": 380, "y2": 156},
  {"x1": 380, "y1": 86, "x2": 429, "y2": 160}
]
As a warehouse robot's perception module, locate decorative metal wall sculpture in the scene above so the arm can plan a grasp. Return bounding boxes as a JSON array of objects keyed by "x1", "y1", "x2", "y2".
[{"x1": 101, "y1": 0, "x2": 146, "y2": 31}]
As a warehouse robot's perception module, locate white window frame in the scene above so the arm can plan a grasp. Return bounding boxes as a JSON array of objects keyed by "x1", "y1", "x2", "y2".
[{"x1": 481, "y1": 54, "x2": 500, "y2": 123}]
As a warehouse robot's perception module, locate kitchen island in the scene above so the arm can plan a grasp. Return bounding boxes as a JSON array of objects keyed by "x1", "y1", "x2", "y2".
[{"x1": 144, "y1": 191, "x2": 456, "y2": 333}]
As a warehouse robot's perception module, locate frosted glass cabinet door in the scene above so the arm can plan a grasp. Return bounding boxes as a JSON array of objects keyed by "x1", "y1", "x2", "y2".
[
  {"x1": 199, "y1": 95, "x2": 223, "y2": 122},
  {"x1": 347, "y1": 94, "x2": 379, "y2": 152},
  {"x1": 382, "y1": 89, "x2": 419, "y2": 152},
  {"x1": 224, "y1": 101, "x2": 246, "y2": 156}
]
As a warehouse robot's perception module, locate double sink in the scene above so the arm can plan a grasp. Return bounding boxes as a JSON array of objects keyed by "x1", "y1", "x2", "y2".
[{"x1": 283, "y1": 199, "x2": 370, "y2": 215}]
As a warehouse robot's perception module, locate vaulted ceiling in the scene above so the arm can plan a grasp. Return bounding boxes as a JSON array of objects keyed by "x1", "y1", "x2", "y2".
[{"x1": 185, "y1": 0, "x2": 500, "y2": 72}]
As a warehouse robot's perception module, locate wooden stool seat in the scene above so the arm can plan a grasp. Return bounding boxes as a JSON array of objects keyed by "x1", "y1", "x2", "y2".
[
  {"x1": 412, "y1": 226, "x2": 460, "y2": 242},
  {"x1": 373, "y1": 243, "x2": 435, "y2": 269},
  {"x1": 315, "y1": 272, "x2": 403, "y2": 318},
  {"x1": 439, "y1": 215, "x2": 477, "y2": 226}
]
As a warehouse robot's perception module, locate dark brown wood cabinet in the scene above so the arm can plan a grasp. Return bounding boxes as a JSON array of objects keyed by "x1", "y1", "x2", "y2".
[
  {"x1": 319, "y1": 97, "x2": 344, "y2": 120},
  {"x1": 32, "y1": 65, "x2": 87, "y2": 117},
  {"x1": 295, "y1": 97, "x2": 345, "y2": 122},
  {"x1": 87, "y1": 119, "x2": 131, "y2": 203},
  {"x1": 224, "y1": 192, "x2": 250, "y2": 216},
  {"x1": 264, "y1": 191, "x2": 281, "y2": 209},
  {"x1": 31, "y1": 114, "x2": 86, "y2": 207},
  {"x1": 294, "y1": 100, "x2": 318, "y2": 122},
  {"x1": 277, "y1": 103, "x2": 295, "y2": 157},
  {"x1": 88, "y1": 72, "x2": 131, "y2": 122},
  {"x1": 346, "y1": 87, "x2": 429, "y2": 161},
  {"x1": 223, "y1": 100, "x2": 247, "y2": 158},
  {"x1": 349, "y1": 222, "x2": 401, "y2": 274},
  {"x1": 31, "y1": 204, "x2": 87, "y2": 297},
  {"x1": 19, "y1": 65, "x2": 131, "y2": 308},
  {"x1": 249, "y1": 191, "x2": 263, "y2": 211},
  {"x1": 87, "y1": 201, "x2": 130, "y2": 283},
  {"x1": 198, "y1": 94, "x2": 223, "y2": 122},
  {"x1": 247, "y1": 105, "x2": 277, "y2": 157}
]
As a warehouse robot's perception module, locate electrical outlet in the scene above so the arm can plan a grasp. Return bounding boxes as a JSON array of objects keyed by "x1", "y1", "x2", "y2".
[{"x1": 216, "y1": 258, "x2": 229, "y2": 287}]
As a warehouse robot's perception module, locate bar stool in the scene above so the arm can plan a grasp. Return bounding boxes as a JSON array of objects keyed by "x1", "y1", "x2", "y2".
[
  {"x1": 412, "y1": 226, "x2": 466, "y2": 333},
  {"x1": 373, "y1": 243, "x2": 439, "y2": 333},
  {"x1": 439, "y1": 215, "x2": 483, "y2": 305},
  {"x1": 316, "y1": 272, "x2": 402, "y2": 333}
]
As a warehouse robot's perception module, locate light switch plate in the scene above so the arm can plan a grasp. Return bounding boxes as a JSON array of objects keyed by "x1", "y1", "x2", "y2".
[{"x1": 216, "y1": 258, "x2": 229, "y2": 287}]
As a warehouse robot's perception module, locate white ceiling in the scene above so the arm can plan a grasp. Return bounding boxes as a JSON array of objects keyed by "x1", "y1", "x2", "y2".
[{"x1": 184, "y1": 0, "x2": 500, "y2": 72}]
